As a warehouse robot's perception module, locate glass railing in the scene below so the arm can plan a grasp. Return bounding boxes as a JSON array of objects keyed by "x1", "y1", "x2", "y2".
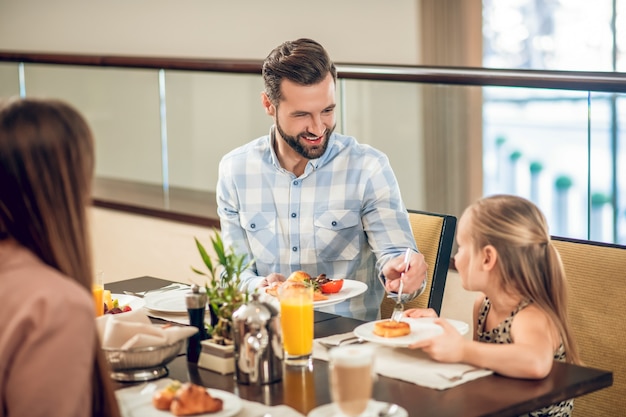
[{"x1": 1, "y1": 52, "x2": 625, "y2": 244}]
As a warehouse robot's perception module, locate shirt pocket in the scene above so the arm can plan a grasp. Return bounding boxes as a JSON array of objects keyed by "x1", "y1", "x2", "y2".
[
  {"x1": 240, "y1": 211, "x2": 277, "y2": 263},
  {"x1": 314, "y1": 210, "x2": 362, "y2": 261}
]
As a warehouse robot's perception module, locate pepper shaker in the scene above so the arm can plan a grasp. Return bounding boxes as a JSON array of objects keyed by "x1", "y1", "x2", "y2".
[{"x1": 185, "y1": 284, "x2": 208, "y2": 363}]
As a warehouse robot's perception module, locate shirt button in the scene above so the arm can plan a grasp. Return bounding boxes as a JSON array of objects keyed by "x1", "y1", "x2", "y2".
[
  {"x1": 291, "y1": 213, "x2": 297, "y2": 218},
  {"x1": 250, "y1": 223, "x2": 256, "y2": 229},
  {"x1": 331, "y1": 221, "x2": 337, "y2": 227},
  {"x1": 293, "y1": 180, "x2": 299, "y2": 186},
  {"x1": 292, "y1": 247, "x2": 297, "y2": 252}
]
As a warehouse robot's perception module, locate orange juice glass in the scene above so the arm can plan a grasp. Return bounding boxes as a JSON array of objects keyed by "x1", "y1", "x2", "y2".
[
  {"x1": 93, "y1": 271, "x2": 104, "y2": 316},
  {"x1": 283, "y1": 362, "x2": 316, "y2": 414},
  {"x1": 279, "y1": 281, "x2": 314, "y2": 366}
]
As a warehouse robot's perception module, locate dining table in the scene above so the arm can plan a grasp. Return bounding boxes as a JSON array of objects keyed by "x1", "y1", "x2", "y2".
[{"x1": 106, "y1": 276, "x2": 613, "y2": 417}]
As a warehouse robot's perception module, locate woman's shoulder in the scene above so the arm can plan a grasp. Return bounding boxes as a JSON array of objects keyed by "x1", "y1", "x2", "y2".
[{"x1": 1, "y1": 243, "x2": 92, "y2": 312}]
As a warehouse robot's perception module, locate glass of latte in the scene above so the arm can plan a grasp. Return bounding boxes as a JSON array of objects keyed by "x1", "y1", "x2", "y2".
[{"x1": 328, "y1": 344, "x2": 377, "y2": 416}]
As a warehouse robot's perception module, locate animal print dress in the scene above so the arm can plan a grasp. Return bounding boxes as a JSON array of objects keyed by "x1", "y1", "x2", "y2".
[{"x1": 476, "y1": 298, "x2": 574, "y2": 417}]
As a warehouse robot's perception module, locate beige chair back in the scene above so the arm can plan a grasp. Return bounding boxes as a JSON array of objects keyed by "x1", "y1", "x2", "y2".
[
  {"x1": 552, "y1": 236, "x2": 624, "y2": 416},
  {"x1": 380, "y1": 210, "x2": 456, "y2": 318}
]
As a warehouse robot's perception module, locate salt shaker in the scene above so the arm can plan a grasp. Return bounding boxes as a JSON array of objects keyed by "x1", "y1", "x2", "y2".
[{"x1": 185, "y1": 284, "x2": 208, "y2": 363}]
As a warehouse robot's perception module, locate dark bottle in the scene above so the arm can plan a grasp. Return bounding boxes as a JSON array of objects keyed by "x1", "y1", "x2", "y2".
[{"x1": 185, "y1": 284, "x2": 208, "y2": 363}]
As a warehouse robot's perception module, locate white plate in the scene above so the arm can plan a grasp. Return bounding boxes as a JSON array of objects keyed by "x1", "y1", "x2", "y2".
[
  {"x1": 308, "y1": 400, "x2": 408, "y2": 417},
  {"x1": 353, "y1": 317, "x2": 470, "y2": 348},
  {"x1": 143, "y1": 288, "x2": 191, "y2": 314},
  {"x1": 109, "y1": 294, "x2": 145, "y2": 313},
  {"x1": 314, "y1": 280, "x2": 368, "y2": 308},
  {"x1": 115, "y1": 380, "x2": 243, "y2": 417},
  {"x1": 264, "y1": 280, "x2": 368, "y2": 309}
]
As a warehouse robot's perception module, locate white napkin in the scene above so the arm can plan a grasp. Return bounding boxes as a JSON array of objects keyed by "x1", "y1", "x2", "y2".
[
  {"x1": 96, "y1": 309, "x2": 198, "y2": 349},
  {"x1": 314, "y1": 332, "x2": 493, "y2": 390},
  {"x1": 115, "y1": 378, "x2": 305, "y2": 417}
]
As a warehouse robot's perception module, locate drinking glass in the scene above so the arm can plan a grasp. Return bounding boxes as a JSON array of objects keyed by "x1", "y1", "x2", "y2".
[
  {"x1": 279, "y1": 281, "x2": 314, "y2": 366},
  {"x1": 92, "y1": 270, "x2": 104, "y2": 316},
  {"x1": 283, "y1": 361, "x2": 316, "y2": 414},
  {"x1": 329, "y1": 344, "x2": 376, "y2": 417}
]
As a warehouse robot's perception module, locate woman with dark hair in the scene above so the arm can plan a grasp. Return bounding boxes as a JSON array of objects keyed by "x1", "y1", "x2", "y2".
[{"x1": 0, "y1": 97, "x2": 120, "y2": 417}]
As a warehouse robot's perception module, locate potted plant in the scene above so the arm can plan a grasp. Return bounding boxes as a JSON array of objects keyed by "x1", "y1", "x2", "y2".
[{"x1": 191, "y1": 230, "x2": 253, "y2": 345}]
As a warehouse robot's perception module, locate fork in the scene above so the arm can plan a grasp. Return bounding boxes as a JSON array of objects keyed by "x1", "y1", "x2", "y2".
[
  {"x1": 318, "y1": 336, "x2": 364, "y2": 350},
  {"x1": 390, "y1": 248, "x2": 411, "y2": 322}
]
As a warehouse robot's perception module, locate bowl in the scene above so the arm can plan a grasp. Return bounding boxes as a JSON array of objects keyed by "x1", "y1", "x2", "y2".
[{"x1": 102, "y1": 339, "x2": 185, "y2": 382}]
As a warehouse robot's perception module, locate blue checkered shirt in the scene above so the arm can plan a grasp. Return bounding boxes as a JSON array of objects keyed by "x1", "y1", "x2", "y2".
[{"x1": 216, "y1": 129, "x2": 417, "y2": 320}]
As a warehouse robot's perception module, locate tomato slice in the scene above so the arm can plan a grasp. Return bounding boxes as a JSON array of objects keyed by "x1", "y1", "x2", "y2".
[{"x1": 320, "y1": 279, "x2": 344, "y2": 294}]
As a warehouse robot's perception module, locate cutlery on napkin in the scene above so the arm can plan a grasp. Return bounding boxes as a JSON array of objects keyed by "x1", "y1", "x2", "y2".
[
  {"x1": 96, "y1": 309, "x2": 197, "y2": 349},
  {"x1": 313, "y1": 332, "x2": 492, "y2": 390}
]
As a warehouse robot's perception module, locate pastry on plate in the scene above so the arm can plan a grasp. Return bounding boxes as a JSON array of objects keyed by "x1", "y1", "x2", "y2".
[{"x1": 373, "y1": 320, "x2": 411, "y2": 338}]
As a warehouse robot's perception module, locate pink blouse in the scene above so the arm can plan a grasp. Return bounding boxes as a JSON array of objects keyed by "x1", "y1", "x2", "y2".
[{"x1": 0, "y1": 240, "x2": 95, "y2": 417}]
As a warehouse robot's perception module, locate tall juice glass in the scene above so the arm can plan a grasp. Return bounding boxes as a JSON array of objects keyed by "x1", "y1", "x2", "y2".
[
  {"x1": 92, "y1": 270, "x2": 104, "y2": 316},
  {"x1": 279, "y1": 281, "x2": 314, "y2": 366},
  {"x1": 283, "y1": 362, "x2": 316, "y2": 414}
]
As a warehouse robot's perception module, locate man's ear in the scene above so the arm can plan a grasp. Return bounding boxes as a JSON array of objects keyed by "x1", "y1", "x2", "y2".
[
  {"x1": 261, "y1": 92, "x2": 275, "y2": 116},
  {"x1": 482, "y1": 245, "x2": 498, "y2": 271}
]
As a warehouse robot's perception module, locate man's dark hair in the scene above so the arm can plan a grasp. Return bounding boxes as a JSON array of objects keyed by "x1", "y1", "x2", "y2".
[{"x1": 262, "y1": 38, "x2": 337, "y2": 105}]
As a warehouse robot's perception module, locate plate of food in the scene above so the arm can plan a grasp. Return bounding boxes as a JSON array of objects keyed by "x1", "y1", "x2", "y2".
[
  {"x1": 116, "y1": 378, "x2": 243, "y2": 417},
  {"x1": 353, "y1": 317, "x2": 470, "y2": 348},
  {"x1": 104, "y1": 293, "x2": 145, "y2": 315},
  {"x1": 264, "y1": 271, "x2": 368, "y2": 308}
]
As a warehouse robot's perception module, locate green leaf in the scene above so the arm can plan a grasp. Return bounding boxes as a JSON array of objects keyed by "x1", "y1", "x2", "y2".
[{"x1": 194, "y1": 237, "x2": 216, "y2": 279}]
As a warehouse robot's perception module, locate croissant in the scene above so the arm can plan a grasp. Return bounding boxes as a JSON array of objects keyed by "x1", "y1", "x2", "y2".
[
  {"x1": 152, "y1": 380, "x2": 181, "y2": 410},
  {"x1": 170, "y1": 383, "x2": 224, "y2": 416}
]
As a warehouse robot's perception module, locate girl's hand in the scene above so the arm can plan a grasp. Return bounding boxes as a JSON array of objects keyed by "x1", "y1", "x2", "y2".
[
  {"x1": 408, "y1": 318, "x2": 466, "y2": 363},
  {"x1": 404, "y1": 308, "x2": 438, "y2": 318}
]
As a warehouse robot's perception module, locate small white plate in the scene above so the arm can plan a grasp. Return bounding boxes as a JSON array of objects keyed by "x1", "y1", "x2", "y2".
[
  {"x1": 307, "y1": 400, "x2": 408, "y2": 417},
  {"x1": 314, "y1": 280, "x2": 368, "y2": 308},
  {"x1": 115, "y1": 379, "x2": 243, "y2": 417},
  {"x1": 110, "y1": 294, "x2": 145, "y2": 313},
  {"x1": 143, "y1": 288, "x2": 191, "y2": 314},
  {"x1": 353, "y1": 317, "x2": 470, "y2": 348}
]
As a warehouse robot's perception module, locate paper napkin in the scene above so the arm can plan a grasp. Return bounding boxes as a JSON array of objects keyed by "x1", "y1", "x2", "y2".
[
  {"x1": 314, "y1": 332, "x2": 493, "y2": 390},
  {"x1": 96, "y1": 309, "x2": 197, "y2": 349}
]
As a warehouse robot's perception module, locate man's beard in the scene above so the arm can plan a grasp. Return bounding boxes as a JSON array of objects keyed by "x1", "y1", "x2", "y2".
[{"x1": 275, "y1": 115, "x2": 335, "y2": 160}]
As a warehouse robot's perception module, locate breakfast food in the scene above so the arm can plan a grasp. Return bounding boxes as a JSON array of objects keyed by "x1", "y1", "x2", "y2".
[
  {"x1": 373, "y1": 320, "x2": 411, "y2": 338},
  {"x1": 152, "y1": 380, "x2": 181, "y2": 410},
  {"x1": 170, "y1": 383, "x2": 224, "y2": 416},
  {"x1": 315, "y1": 274, "x2": 344, "y2": 294},
  {"x1": 265, "y1": 271, "x2": 345, "y2": 301},
  {"x1": 287, "y1": 270, "x2": 311, "y2": 282},
  {"x1": 152, "y1": 381, "x2": 223, "y2": 416}
]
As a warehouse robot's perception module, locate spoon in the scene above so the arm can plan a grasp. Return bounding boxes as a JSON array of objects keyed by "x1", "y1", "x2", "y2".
[{"x1": 378, "y1": 403, "x2": 400, "y2": 417}]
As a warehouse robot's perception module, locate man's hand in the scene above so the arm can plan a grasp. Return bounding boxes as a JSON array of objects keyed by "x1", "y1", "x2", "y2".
[
  {"x1": 382, "y1": 251, "x2": 427, "y2": 294},
  {"x1": 258, "y1": 273, "x2": 286, "y2": 288}
]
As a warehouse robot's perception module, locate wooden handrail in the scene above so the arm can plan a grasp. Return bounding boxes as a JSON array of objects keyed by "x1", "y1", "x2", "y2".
[{"x1": 2, "y1": 51, "x2": 626, "y2": 92}]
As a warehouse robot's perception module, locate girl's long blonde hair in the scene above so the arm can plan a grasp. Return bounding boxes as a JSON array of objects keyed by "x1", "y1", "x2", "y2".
[{"x1": 466, "y1": 194, "x2": 580, "y2": 365}]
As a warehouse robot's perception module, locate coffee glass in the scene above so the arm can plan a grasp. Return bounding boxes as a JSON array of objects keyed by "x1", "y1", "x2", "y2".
[
  {"x1": 279, "y1": 281, "x2": 314, "y2": 366},
  {"x1": 328, "y1": 344, "x2": 377, "y2": 417}
]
